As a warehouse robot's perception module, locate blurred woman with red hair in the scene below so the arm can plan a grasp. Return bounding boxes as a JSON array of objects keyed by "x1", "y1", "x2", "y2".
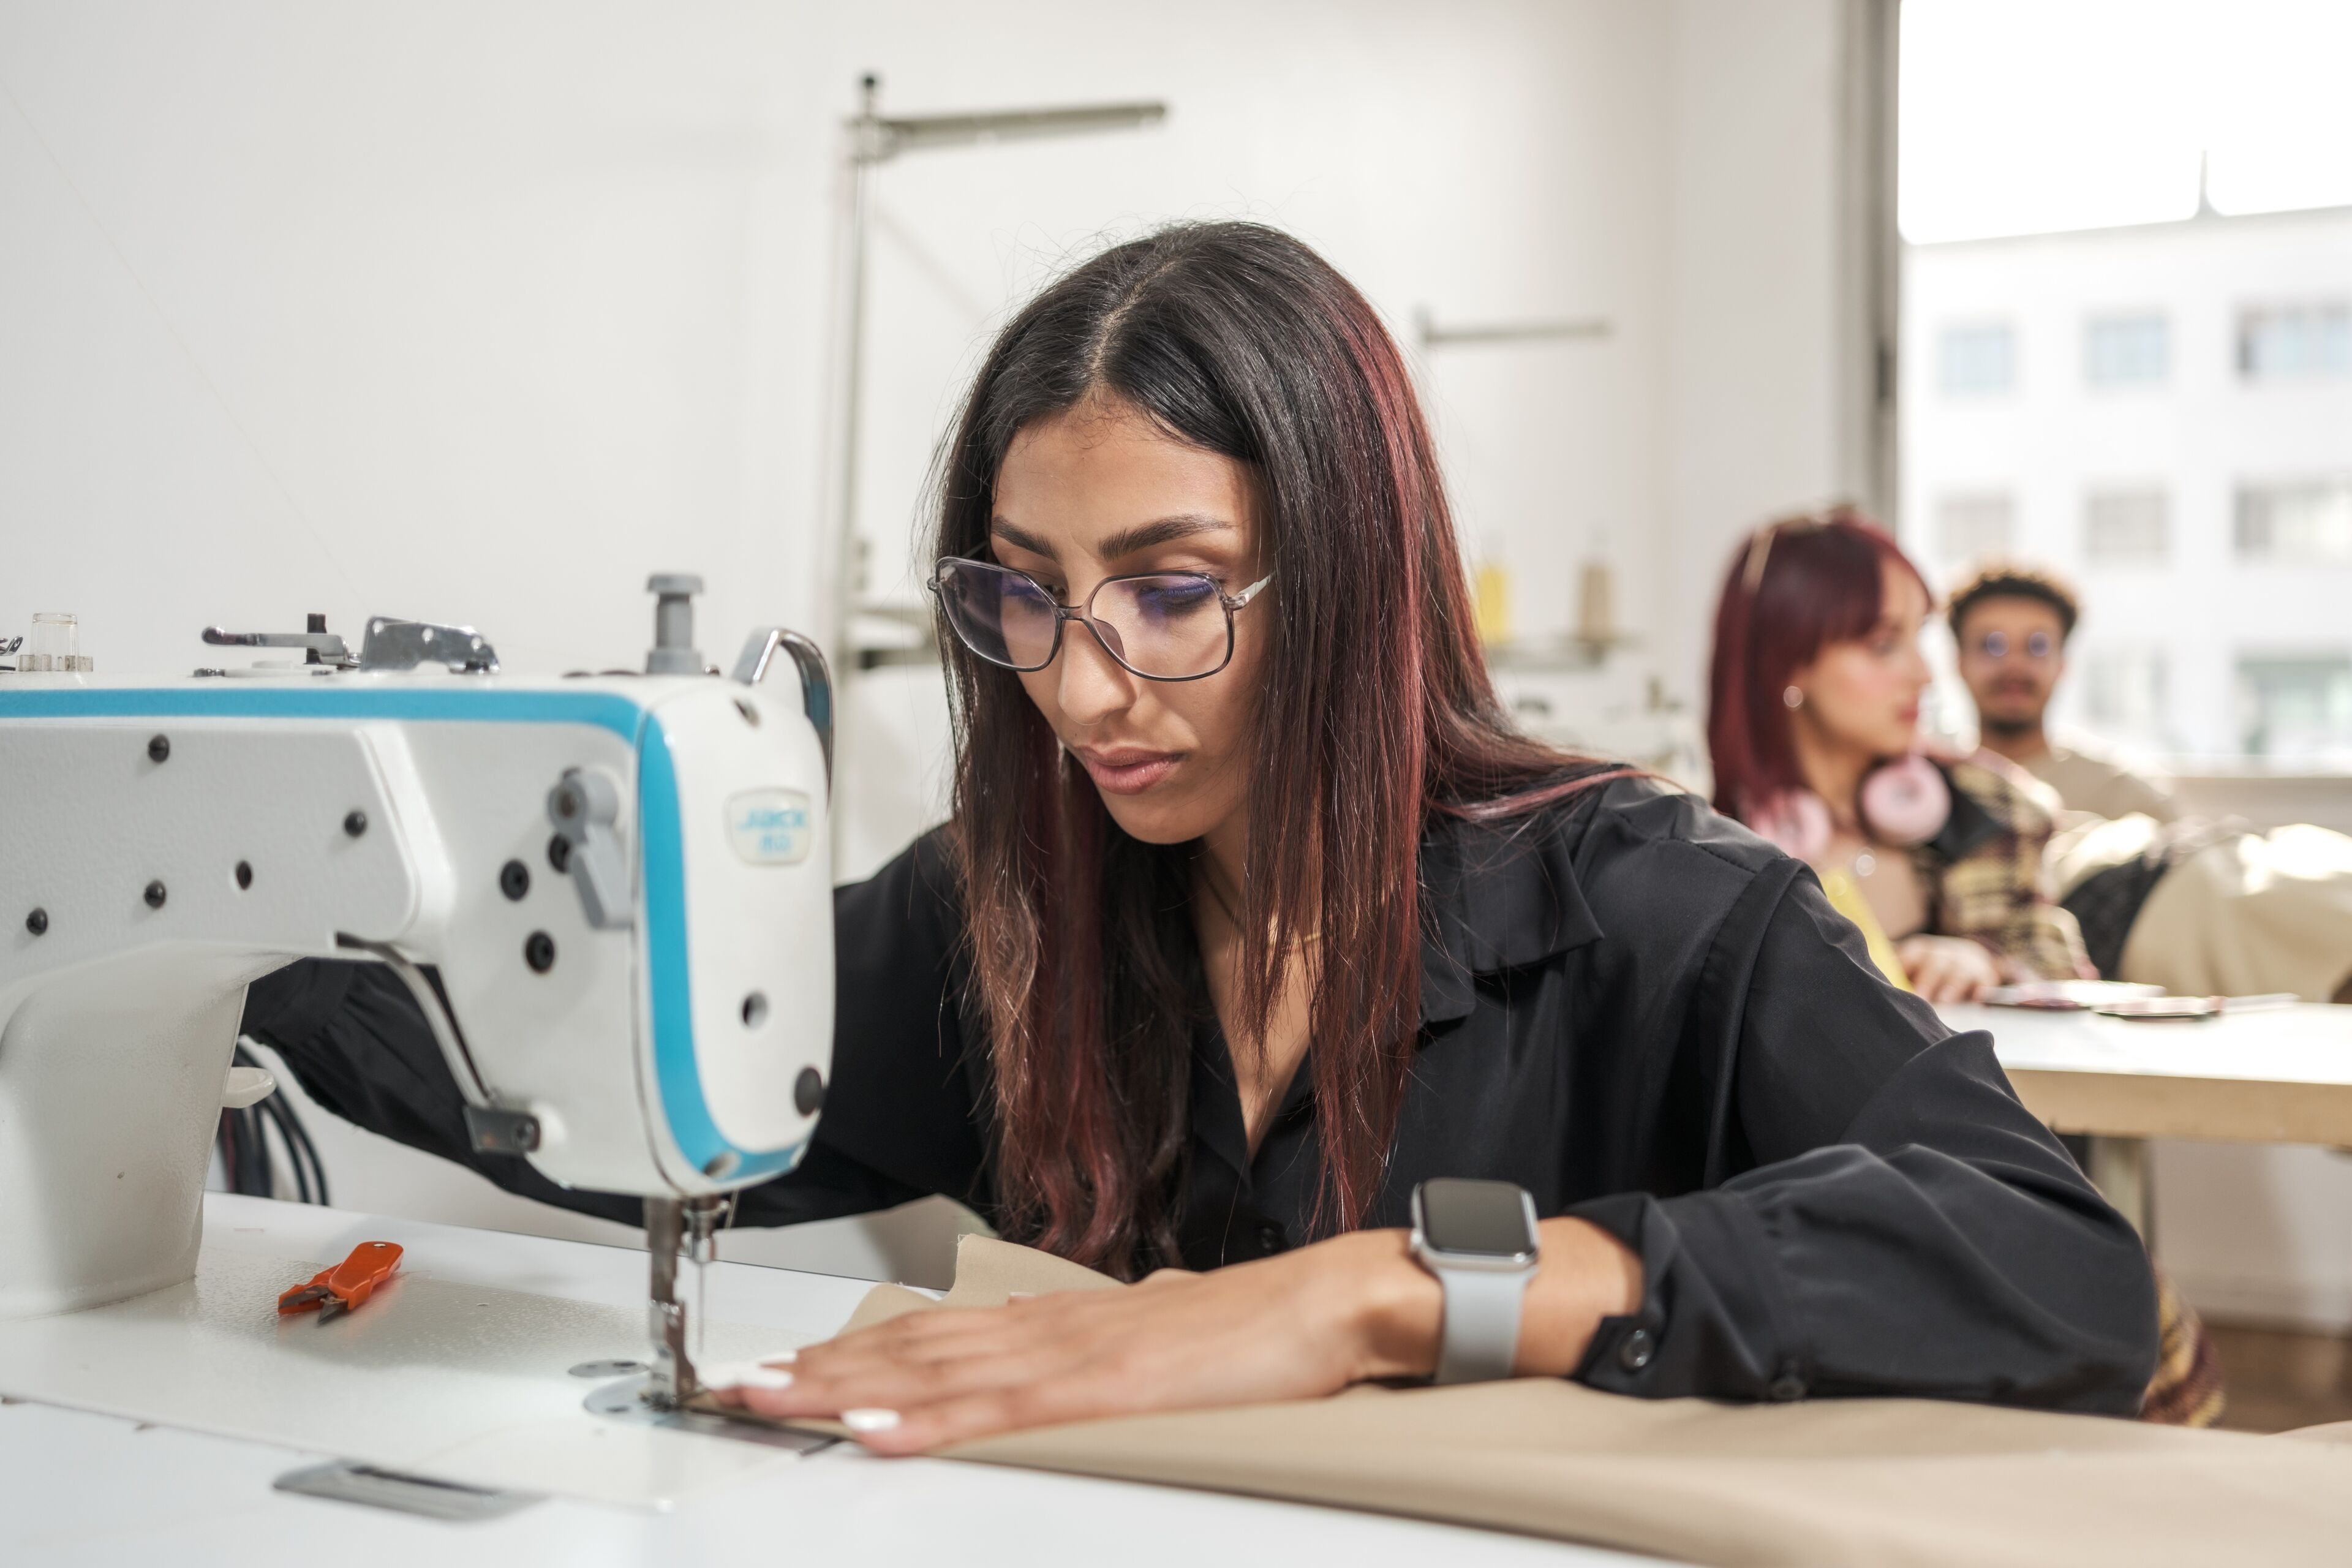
[{"x1": 1706, "y1": 508, "x2": 2092, "y2": 1003}]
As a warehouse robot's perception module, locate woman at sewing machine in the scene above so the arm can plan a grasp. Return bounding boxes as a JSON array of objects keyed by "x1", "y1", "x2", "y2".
[{"x1": 246, "y1": 221, "x2": 2158, "y2": 1452}]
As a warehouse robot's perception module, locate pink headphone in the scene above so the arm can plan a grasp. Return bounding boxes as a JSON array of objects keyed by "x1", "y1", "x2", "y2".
[{"x1": 1744, "y1": 753, "x2": 1950, "y2": 863}]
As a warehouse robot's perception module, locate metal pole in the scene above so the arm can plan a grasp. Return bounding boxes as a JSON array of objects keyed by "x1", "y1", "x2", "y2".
[{"x1": 832, "y1": 73, "x2": 882, "y2": 687}]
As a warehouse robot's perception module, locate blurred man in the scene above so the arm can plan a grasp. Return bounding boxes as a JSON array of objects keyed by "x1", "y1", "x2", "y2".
[
  {"x1": 1948, "y1": 562, "x2": 2352, "y2": 1003},
  {"x1": 1947, "y1": 565, "x2": 2177, "y2": 823}
]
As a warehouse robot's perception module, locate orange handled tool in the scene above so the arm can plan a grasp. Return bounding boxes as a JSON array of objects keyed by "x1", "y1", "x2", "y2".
[{"x1": 277, "y1": 1241, "x2": 404, "y2": 1322}]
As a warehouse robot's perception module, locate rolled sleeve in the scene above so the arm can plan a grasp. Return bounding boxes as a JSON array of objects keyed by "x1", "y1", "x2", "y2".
[{"x1": 1567, "y1": 875, "x2": 2157, "y2": 1414}]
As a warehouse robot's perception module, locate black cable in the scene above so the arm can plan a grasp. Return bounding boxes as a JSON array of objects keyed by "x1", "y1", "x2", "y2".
[
  {"x1": 214, "y1": 1110, "x2": 237, "y2": 1193},
  {"x1": 274, "y1": 1075, "x2": 330, "y2": 1206},
  {"x1": 273, "y1": 1096, "x2": 318, "y2": 1205},
  {"x1": 208, "y1": 1042, "x2": 336, "y2": 1206},
  {"x1": 221, "y1": 1104, "x2": 262, "y2": 1196},
  {"x1": 240, "y1": 1105, "x2": 271, "y2": 1196},
  {"x1": 261, "y1": 1096, "x2": 312, "y2": 1204},
  {"x1": 235, "y1": 1041, "x2": 332, "y2": 1206}
]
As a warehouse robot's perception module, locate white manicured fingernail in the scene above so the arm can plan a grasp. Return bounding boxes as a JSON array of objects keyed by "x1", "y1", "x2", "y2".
[
  {"x1": 761, "y1": 1348, "x2": 799, "y2": 1365},
  {"x1": 841, "y1": 1408, "x2": 900, "y2": 1433},
  {"x1": 700, "y1": 1362, "x2": 794, "y2": 1391}
]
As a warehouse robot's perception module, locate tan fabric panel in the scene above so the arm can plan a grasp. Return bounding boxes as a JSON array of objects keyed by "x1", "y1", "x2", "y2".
[
  {"x1": 2122, "y1": 824, "x2": 2352, "y2": 1001},
  {"x1": 783, "y1": 1236, "x2": 2352, "y2": 1567}
]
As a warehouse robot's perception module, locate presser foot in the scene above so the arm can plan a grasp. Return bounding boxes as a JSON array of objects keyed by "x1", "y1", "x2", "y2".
[{"x1": 581, "y1": 1376, "x2": 839, "y2": 1454}]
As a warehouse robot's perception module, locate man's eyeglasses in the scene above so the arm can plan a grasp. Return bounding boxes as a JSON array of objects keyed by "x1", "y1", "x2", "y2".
[
  {"x1": 1966, "y1": 629, "x2": 2057, "y2": 663},
  {"x1": 930, "y1": 557, "x2": 1273, "y2": 682}
]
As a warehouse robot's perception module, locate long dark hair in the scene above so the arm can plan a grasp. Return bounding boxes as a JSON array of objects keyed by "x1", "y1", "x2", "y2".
[
  {"x1": 1705, "y1": 507, "x2": 1929, "y2": 821},
  {"x1": 935, "y1": 222, "x2": 1621, "y2": 1276}
]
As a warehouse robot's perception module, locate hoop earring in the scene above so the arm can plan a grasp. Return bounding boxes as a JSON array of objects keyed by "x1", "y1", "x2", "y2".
[{"x1": 1782, "y1": 685, "x2": 1804, "y2": 709}]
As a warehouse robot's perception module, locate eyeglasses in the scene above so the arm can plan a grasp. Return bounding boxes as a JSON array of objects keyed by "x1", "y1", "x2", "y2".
[
  {"x1": 930, "y1": 557, "x2": 1274, "y2": 682},
  {"x1": 1966, "y1": 629, "x2": 2056, "y2": 663}
]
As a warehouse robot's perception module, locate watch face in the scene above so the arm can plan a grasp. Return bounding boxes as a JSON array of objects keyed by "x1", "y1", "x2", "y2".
[{"x1": 1415, "y1": 1178, "x2": 1537, "y2": 1257}]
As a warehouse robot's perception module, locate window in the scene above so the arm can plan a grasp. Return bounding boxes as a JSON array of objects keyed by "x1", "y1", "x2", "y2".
[
  {"x1": 1938, "y1": 323, "x2": 2015, "y2": 394},
  {"x1": 2236, "y1": 655, "x2": 2352, "y2": 756},
  {"x1": 2082, "y1": 488, "x2": 2169, "y2": 564},
  {"x1": 1934, "y1": 491, "x2": 2015, "y2": 562},
  {"x1": 1902, "y1": 3, "x2": 2352, "y2": 762},
  {"x1": 2082, "y1": 647, "x2": 2169, "y2": 747},
  {"x1": 2084, "y1": 314, "x2": 2168, "y2": 386},
  {"x1": 2236, "y1": 479, "x2": 2352, "y2": 564},
  {"x1": 2237, "y1": 304, "x2": 2352, "y2": 379}
]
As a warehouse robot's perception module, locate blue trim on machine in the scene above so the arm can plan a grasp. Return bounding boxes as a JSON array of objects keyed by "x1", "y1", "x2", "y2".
[
  {"x1": 636, "y1": 722, "x2": 805, "y2": 1182},
  {"x1": 0, "y1": 681, "x2": 807, "y2": 1183},
  {"x1": 0, "y1": 684, "x2": 649, "y2": 740}
]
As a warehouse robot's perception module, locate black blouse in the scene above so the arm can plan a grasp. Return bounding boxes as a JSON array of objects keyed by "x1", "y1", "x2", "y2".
[{"x1": 242, "y1": 778, "x2": 2158, "y2": 1415}]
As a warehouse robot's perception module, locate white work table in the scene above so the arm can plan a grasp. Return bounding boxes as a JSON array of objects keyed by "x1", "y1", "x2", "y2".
[
  {"x1": 22, "y1": 1008, "x2": 2342, "y2": 1562},
  {"x1": 0, "y1": 1193, "x2": 1641, "y2": 1567},
  {"x1": 1953, "y1": 1001, "x2": 2352, "y2": 1146},
  {"x1": 1951, "y1": 1000, "x2": 2352, "y2": 1233}
]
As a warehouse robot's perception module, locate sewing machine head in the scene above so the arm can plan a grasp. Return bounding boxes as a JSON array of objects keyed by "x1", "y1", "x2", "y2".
[{"x1": 0, "y1": 580, "x2": 835, "y2": 1385}]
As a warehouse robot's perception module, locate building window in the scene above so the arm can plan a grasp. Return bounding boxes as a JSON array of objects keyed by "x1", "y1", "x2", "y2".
[
  {"x1": 2082, "y1": 488, "x2": 2169, "y2": 564},
  {"x1": 2236, "y1": 479, "x2": 2352, "y2": 564},
  {"x1": 2237, "y1": 303, "x2": 2352, "y2": 380},
  {"x1": 2236, "y1": 654, "x2": 2352, "y2": 756},
  {"x1": 2082, "y1": 647, "x2": 2169, "y2": 746},
  {"x1": 1938, "y1": 323, "x2": 2015, "y2": 394},
  {"x1": 2085, "y1": 314, "x2": 2169, "y2": 386},
  {"x1": 1935, "y1": 491, "x2": 2015, "y2": 562}
]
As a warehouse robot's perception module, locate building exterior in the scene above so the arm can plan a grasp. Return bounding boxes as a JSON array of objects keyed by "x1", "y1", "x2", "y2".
[{"x1": 1902, "y1": 202, "x2": 2352, "y2": 761}]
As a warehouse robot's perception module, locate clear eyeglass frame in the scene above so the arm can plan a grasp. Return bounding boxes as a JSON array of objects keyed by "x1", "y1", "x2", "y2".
[{"x1": 929, "y1": 556, "x2": 1275, "y2": 682}]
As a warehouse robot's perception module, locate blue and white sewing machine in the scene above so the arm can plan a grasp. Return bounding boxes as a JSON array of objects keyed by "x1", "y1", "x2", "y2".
[{"x1": 0, "y1": 578, "x2": 834, "y2": 1409}]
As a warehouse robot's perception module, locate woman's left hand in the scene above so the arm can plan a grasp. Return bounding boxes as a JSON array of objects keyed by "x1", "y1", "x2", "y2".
[
  {"x1": 1895, "y1": 933, "x2": 2003, "y2": 1003},
  {"x1": 712, "y1": 1220, "x2": 1637, "y2": 1453}
]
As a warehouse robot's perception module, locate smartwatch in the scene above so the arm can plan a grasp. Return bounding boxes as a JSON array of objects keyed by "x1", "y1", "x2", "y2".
[{"x1": 1408, "y1": 1178, "x2": 1541, "y2": 1384}]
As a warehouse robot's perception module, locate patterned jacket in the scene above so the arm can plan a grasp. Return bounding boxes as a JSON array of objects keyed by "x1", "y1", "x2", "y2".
[{"x1": 1909, "y1": 752, "x2": 2094, "y2": 982}]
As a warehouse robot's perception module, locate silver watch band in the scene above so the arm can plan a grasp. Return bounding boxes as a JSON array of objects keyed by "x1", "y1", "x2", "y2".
[{"x1": 1433, "y1": 1262, "x2": 1534, "y2": 1384}]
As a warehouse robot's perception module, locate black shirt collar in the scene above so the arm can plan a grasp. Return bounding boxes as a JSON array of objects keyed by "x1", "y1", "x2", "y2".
[
  {"x1": 1187, "y1": 799, "x2": 1610, "y2": 1183},
  {"x1": 1417, "y1": 805, "x2": 1606, "y2": 1027}
]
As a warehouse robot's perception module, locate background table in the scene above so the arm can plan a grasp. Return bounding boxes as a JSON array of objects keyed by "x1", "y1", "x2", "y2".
[
  {"x1": 1949, "y1": 1002, "x2": 2352, "y2": 1232},
  {"x1": 1953, "y1": 1003, "x2": 2352, "y2": 1146}
]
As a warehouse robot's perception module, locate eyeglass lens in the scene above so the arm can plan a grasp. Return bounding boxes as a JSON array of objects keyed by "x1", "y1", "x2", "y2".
[
  {"x1": 936, "y1": 560, "x2": 1234, "y2": 679},
  {"x1": 1973, "y1": 630, "x2": 2054, "y2": 661}
]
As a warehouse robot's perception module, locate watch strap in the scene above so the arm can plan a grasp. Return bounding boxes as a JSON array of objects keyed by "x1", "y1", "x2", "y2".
[{"x1": 1433, "y1": 1262, "x2": 1534, "y2": 1384}]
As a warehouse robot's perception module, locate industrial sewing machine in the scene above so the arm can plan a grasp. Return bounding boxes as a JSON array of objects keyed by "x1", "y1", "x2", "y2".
[{"x1": 0, "y1": 577, "x2": 834, "y2": 1417}]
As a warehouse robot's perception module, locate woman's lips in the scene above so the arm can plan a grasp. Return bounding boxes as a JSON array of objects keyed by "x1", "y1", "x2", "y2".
[{"x1": 1077, "y1": 747, "x2": 1183, "y2": 795}]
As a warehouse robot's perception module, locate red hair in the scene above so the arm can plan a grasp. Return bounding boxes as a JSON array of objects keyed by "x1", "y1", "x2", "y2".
[{"x1": 1706, "y1": 508, "x2": 1929, "y2": 823}]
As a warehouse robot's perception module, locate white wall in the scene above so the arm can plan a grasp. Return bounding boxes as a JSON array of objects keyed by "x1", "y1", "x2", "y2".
[
  {"x1": 1657, "y1": 0, "x2": 1875, "y2": 711},
  {"x1": 2157, "y1": 1140, "x2": 2352, "y2": 1333},
  {"x1": 4, "y1": 1, "x2": 1873, "y2": 1275}
]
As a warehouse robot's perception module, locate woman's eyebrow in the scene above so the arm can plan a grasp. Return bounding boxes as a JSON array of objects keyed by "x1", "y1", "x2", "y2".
[
  {"x1": 988, "y1": 519, "x2": 1058, "y2": 559},
  {"x1": 1096, "y1": 513, "x2": 1235, "y2": 559}
]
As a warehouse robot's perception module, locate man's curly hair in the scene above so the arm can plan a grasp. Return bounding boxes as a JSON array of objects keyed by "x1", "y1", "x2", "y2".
[{"x1": 1947, "y1": 561, "x2": 2080, "y2": 643}]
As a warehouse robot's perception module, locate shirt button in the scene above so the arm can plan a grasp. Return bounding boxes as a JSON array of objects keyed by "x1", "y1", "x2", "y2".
[
  {"x1": 1768, "y1": 1371, "x2": 1807, "y2": 1402},
  {"x1": 1256, "y1": 1221, "x2": 1287, "y2": 1254},
  {"x1": 1616, "y1": 1329, "x2": 1655, "y2": 1372}
]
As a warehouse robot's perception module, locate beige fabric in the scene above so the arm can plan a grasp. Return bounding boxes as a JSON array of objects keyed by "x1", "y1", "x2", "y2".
[
  {"x1": 779, "y1": 1237, "x2": 2352, "y2": 1567},
  {"x1": 2045, "y1": 811, "x2": 2163, "y2": 901},
  {"x1": 2121, "y1": 823, "x2": 2352, "y2": 1001},
  {"x1": 2022, "y1": 741, "x2": 2180, "y2": 824}
]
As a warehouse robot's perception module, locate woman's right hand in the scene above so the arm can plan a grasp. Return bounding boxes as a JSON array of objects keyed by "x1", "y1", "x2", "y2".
[{"x1": 1895, "y1": 934, "x2": 2002, "y2": 1003}]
